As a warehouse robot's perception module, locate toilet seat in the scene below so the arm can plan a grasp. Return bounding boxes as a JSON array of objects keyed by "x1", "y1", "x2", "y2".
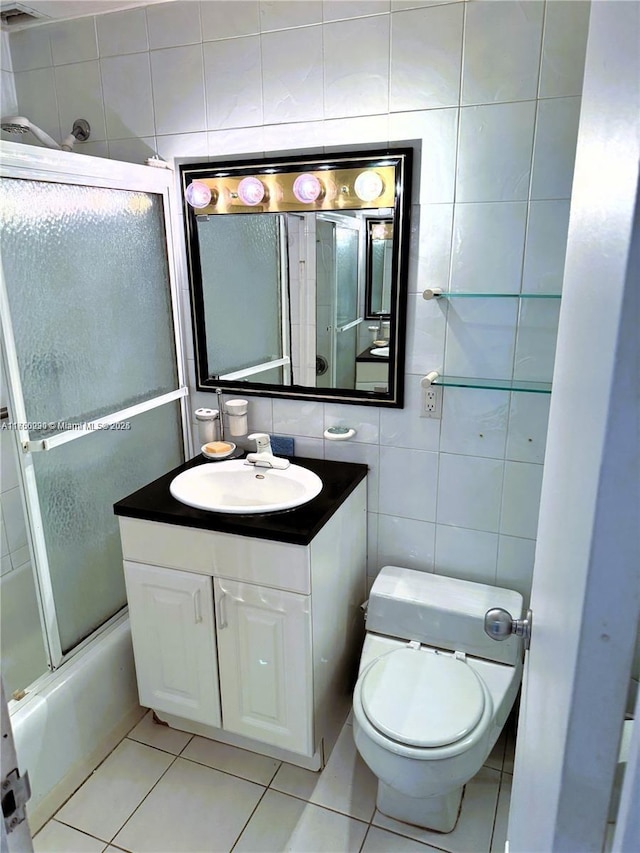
[{"x1": 360, "y1": 648, "x2": 486, "y2": 748}]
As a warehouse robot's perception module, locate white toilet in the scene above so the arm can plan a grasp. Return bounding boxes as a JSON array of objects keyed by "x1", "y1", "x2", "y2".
[{"x1": 353, "y1": 565, "x2": 523, "y2": 833}]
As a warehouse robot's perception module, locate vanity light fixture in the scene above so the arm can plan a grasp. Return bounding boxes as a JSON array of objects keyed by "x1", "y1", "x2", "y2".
[
  {"x1": 237, "y1": 176, "x2": 267, "y2": 206},
  {"x1": 292, "y1": 173, "x2": 323, "y2": 204},
  {"x1": 354, "y1": 170, "x2": 384, "y2": 203},
  {"x1": 185, "y1": 180, "x2": 212, "y2": 209}
]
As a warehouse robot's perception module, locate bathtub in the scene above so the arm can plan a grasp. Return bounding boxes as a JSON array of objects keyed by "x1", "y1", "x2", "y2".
[{"x1": 10, "y1": 614, "x2": 144, "y2": 834}]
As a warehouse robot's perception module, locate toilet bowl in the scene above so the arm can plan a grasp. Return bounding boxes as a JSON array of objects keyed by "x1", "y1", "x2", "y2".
[{"x1": 352, "y1": 566, "x2": 523, "y2": 833}]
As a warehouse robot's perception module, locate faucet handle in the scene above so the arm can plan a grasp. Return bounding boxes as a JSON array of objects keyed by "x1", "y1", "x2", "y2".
[{"x1": 248, "y1": 432, "x2": 271, "y2": 452}]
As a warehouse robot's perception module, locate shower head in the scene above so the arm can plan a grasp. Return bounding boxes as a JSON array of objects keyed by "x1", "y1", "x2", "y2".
[
  {"x1": 1, "y1": 115, "x2": 32, "y2": 134},
  {"x1": 1, "y1": 115, "x2": 61, "y2": 149},
  {"x1": 1, "y1": 116, "x2": 91, "y2": 151}
]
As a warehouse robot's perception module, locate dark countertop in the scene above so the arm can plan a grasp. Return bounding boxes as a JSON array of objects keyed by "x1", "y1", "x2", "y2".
[
  {"x1": 114, "y1": 454, "x2": 368, "y2": 547},
  {"x1": 356, "y1": 345, "x2": 390, "y2": 363}
]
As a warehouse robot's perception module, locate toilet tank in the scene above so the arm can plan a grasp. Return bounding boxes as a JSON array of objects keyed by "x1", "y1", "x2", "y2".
[{"x1": 366, "y1": 566, "x2": 524, "y2": 666}]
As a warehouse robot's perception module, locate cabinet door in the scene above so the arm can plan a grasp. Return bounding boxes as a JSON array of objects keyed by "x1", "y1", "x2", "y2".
[
  {"x1": 215, "y1": 578, "x2": 313, "y2": 756},
  {"x1": 124, "y1": 561, "x2": 221, "y2": 727}
]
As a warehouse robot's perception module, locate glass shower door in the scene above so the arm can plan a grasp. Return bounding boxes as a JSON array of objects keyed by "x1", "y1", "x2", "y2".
[
  {"x1": 0, "y1": 165, "x2": 187, "y2": 666},
  {"x1": 196, "y1": 214, "x2": 290, "y2": 385}
]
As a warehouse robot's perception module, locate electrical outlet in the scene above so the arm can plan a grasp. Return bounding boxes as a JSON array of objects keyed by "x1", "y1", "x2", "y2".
[{"x1": 421, "y1": 385, "x2": 442, "y2": 418}]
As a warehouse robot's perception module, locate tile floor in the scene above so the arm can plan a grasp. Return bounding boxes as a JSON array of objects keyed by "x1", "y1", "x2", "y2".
[{"x1": 33, "y1": 711, "x2": 515, "y2": 853}]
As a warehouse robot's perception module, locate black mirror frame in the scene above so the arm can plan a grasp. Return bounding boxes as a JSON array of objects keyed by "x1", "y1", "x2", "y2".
[{"x1": 180, "y1": 146, "x2": 412, "y2": 408}]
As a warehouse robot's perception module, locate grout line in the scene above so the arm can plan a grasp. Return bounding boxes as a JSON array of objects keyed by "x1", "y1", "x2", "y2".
[
  {"x1": 368, "y1": 814, "x2": 461, "y2": 853},
  {"x1": 105, "y1": 749, "x2": 181, "y2": 846},
  {"x1": 358, "y1": 823, "x2": 372, "y2": 852},
  {"x1": 41, "y1": 817, "x2": 115, "y2": 850},
  {"x1": 168, "y1": 751, "x2": 280, "y2": 789},
  {"x1": 265, "y1": 782, "x2": 372, "y2": 825},
  {"x1": 228, "y1": 781, "x2": 270, "y2": 853}
]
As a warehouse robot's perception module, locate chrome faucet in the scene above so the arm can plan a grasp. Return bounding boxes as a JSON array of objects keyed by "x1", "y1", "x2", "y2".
[
  {"x1": 245, "y1": 433, "x2": 290, "y2": 469},
  {"x1": 249, "y1": 432, "x2": 272, "y2": 454}
]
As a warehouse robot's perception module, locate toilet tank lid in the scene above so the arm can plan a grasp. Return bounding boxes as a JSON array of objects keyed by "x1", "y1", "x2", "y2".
[{"x1": 367, "y1": 566, "x2": 524, "y2": 665}]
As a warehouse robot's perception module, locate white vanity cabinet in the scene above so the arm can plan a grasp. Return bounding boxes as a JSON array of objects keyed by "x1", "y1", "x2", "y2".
[
  {"x1": 118, "y1": 477, "x2": 366, "y2": 770},
  {"x1": 123, "y1": 563, "x2": 221, "y2": 727},
  {"x1": 214, "y1": 578, "x2": 313, "y2": 755},
  {"x1": 355, "y1": 358, "x2": 389, "y2": 392}
]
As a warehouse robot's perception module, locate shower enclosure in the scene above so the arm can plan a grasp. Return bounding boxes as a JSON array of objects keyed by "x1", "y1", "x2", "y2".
[{"x1": 0, "y1": 143, "x2": 189, "y2": 699}]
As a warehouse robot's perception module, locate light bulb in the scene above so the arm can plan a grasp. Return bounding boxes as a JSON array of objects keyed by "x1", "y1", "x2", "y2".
[
  {"x1": 293, "y1": 173, "x2": 323, "y2": 203},
  {"x1": 354, "y1": 171, "x2": 384, "y2": 203},
  {"x1": 185, "y1": 181, "x2": 212, "y2": 209},
  {"x1": 237, "y1": 176, "x2": 266, "y2": 206},
  {"x1": 371, "y1": 222, "x2": 389, "y2": 240}
]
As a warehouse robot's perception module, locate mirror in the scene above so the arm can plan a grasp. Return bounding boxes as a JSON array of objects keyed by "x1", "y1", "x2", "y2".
[{"x1": 180, "y1": 148, "x2": 412, "y2": 407}]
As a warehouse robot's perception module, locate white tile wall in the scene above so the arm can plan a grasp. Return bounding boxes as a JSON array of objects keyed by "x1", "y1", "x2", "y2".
[
  {"x1": 434, "y1": 525, "x2": 499, "y2": 586},
  {"x1": 539, "y1": 1, "x2": 591, "y2": 99},
  {"x1": 260, "y1": 1, "x2": 323, "y2": 32},
  {"x1": 522, "y1": 200, "x2": 571, "y2": 294},
  {"x1": 379, "y1": 446, "x2": 438, "y2": 522},
  {"x1": 0, "y1": 31, "x2": 17, "y2": 116},
  {"x1": 201, "y1": 0, "x2": 260, "y2": 41},
  {"x1": 390, "y1": 108, "x2": 458, "y2": 204},
  {"x1": 389, "y1": 4, "x2": 463, "y2": 111},
  {"x1": 13, "y1": 68, "x2": 61, "y2": 142},
  {"x1": 377, "y1": 515, "x2": 435, "y2": 574},
  {"x1": 513, "y1": 299, "x2": 562, "y2": 383},
  {"x1": 407, "y1": 202, "x2": 453, "y2": 294},
  {"x1": 151, "y1": 44, "x2": 206, "y2": 135},
  {"x1": 203, "y1": 36, "x2": 262, "y2": 129},
  {"x1": 436, "y1": 454, "x2": 504, "y2": 533},
  {"x1": 496, "y1": 534, "x2": 536, "y2": 606},
  {"x1": 96, "y1": 8, "x2": 149, "y2": 57},
  {"x1": 4, "y1": 0, "x2": 590, "y2": 603},
  {"x1": 462, "y1": 1, "x2": 543, "y2": 105},
  {"x1": 443, "y1": 298, "x2": 519, "y2": 380},
  {"x1": 146, "y1": 0, "x2": 202, "y2": 50},
  {"x1": 404, "y1": 294, "x2": 447, "y2": 375},
  {"x1": 54, "y1": 60, "x2": 106, "y2": 141},
  {"x1": 456, "y1": 101, "x2": 536, "y2": 203},
  {"x1": 49, "y1": 17, "x2": 99, "y2": 65},
  {"x1": 101, "y1": 53, "x2": 155, "y2": 139},
  {"x1": 262, "y1": 26, "x2": 324, "y2": 124},
  {"x1": 531, "y1": 96, "x2": 582, "y2": 199},
  {"x1": 440, "y1": 388, "x2": 509, "y2": 460},
  {"x1": 450, "y1": 203, "x2": 528, "y2": 294},
  {"x1": 7, "y1": 26, "x2": 52, "y2": 72},
  {"x1": 505, "y1": 393, "x2": 551, "y2": 465},
  {"x1": 324, "y1": 1, "x2": 390, "y2": 23},
  {"x1": 500, "y1": 461, "x2": 544, "y2": 540},
  {"x1": 323, "y1": 15, "x2": 390, "y2": 118}
]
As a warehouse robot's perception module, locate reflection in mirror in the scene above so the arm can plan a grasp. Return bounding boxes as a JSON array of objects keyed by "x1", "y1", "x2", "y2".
[
  {"x1": 366, "y1": 219, "x2": 394, "y2": 318},
  {"x1": 181, "y1": 148, "x2": 412, "y2": 407}
]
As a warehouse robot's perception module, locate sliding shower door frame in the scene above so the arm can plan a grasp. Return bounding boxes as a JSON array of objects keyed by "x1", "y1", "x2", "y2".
[{"x1": 0, "y1": 141, "x2": 191, "y2": 672}]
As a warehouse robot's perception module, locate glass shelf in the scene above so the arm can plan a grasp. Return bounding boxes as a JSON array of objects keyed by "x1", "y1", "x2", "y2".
[
  {"x1": 432, "y1": 375, "x2": 552, "y2": 394},
  {"x1": 426, "y1": 291, "x2": 561, "y2": 299}
]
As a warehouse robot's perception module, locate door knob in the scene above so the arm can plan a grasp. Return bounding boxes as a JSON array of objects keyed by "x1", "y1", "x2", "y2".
[{"x1": 484, "y1": 608, "x2": 532, "y2": 650}]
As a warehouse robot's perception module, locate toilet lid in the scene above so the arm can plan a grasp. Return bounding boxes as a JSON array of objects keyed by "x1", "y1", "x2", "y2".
[{"x1": 360, "y1": 648, "x2": 486, "y2": 748}]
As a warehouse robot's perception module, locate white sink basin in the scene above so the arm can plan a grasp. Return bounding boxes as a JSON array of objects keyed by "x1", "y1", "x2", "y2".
[
  {"x1": 371, "y1": 346, "x2": 389, "y2": 357},
  {"x1": 170, "y1": 459, "x2": 323, "y2": 514}
]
